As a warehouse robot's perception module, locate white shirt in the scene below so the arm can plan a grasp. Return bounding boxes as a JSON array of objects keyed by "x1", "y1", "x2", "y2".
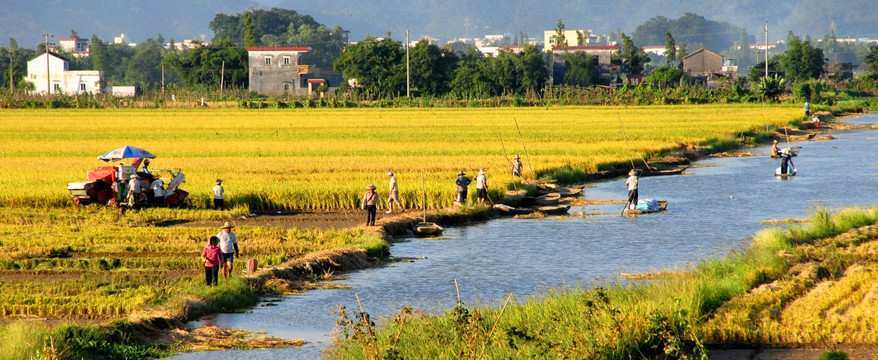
[
  {"x1": 151, "y1": 179, "x2": 165, "y2": 197},
  {"x1": 475, "y1": 174, "x2": 487, "y2": 189},
  {"x1": 129, "y1": 178, "x2": 142, "y2": 193},
  {"x1": 213, "y1": 184, "x2": 224, "y2": 199},
  {"x1": 626, "y1": 176, "x2": 638, "y2": 191},
  {"x1": 216, "y1": 230, "x2": 237, "y2": 253},
  {"x1": 388, "y1": 176, "x2": 398, "y2": 193}
]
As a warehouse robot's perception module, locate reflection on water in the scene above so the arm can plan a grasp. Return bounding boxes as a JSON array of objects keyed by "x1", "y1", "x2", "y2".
[{"x1": 172, "y1": 113, "x2": 878, "y2": 360}]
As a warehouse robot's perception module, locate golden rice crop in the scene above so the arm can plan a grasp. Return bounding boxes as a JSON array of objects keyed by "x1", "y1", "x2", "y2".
[{"x1": 0, "y1": 105, "x2": 798, "y2": 210}]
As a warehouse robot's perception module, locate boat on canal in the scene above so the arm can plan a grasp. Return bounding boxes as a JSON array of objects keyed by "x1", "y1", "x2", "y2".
[{"x1": 623, "y1": 200, "x2": 668, "y2": 215}]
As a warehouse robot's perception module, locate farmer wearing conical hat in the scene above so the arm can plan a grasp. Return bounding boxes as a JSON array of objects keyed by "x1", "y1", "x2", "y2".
[
  {"x1": 512, "y1": 155, "x2": 523, "y2": 177},
  {"x1": 361, "y1": 184, "x2": 381, "y2": 226},
  {"x1": 213, "y1": 179, "x2": 225, "y2": 210},
  {"x1": 216, "y1": 222, "x2": 239, "y2": 281},
  {"x1": 475, "y1": 169, "x2": 489, "y2": 205},
  {"x1": 454, "y1": 170, "x2": 472, "y2": 205},
  {"x1": 625, "y1": 169, "x2": 639, "y2": 210}
]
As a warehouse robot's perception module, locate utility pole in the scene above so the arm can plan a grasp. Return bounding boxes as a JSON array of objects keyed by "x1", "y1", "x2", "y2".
[
  {"x1": 161, "y1": 64, "x2": 165, "y2": 93},
  {"x1": 220, "y1": 60, "x2": 225, "y2": 98},
  {"x1": 44, "y1": 33, "x2": 53, "y2": 94},
  {"x1": 405, "y1": 26, "x2": 412, "y2": 99},
  {"x1": 764, "y1": 22, "x2": 768, "y2": 78}
]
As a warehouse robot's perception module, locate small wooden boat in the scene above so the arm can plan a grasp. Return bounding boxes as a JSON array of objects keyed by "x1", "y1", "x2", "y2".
[
  {"x1": 640, "y1": 166, "x2": 687, "y2": 177},
  {"x1": 534, "y1": 193, "x2": 561, "y2": 206},
  {"x1": 774, "y1": 167, "x2": 797, "y2": 176},
  {"x1": 624, "y1": 200, "x2": 668, "y2": 215},
  {"x1": 555, "y1": 187, "x2": 583, "y2": 198},
  {"x1": 493, "y1": 204, "x2": 535, "y2": 216},
  {"x1": 415, "y1": 222, "x2": 443, "y2": 236},
  {"x1": 536, "y1": 204, "x2": 571, "y2": 215}
]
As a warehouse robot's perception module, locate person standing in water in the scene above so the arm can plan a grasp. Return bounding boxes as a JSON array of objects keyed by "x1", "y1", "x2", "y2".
[{"x1": 625, "y1": 169, "x2": 639, "y2": 209}]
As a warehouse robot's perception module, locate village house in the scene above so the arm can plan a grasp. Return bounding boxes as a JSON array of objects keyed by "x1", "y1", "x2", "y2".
[
  {"x1": 682, "y1": 47, "x2": 737, "y2": 88},
  {"x1": 26, "y1": 52, "x2": 102, "y2": 94},
  {"x1": 247, "y1": 47, "x2": 312, "y2": 96}
]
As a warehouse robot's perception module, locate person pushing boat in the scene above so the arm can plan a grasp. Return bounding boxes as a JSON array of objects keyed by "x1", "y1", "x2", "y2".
[{"x1": 625, "y1": 169, "x2": 639, "y2": 210}]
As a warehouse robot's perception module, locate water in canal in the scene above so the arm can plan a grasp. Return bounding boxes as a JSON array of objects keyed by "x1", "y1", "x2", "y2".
[{"x1": 172, "y1": 113, "x2": 878, "y2": 360}]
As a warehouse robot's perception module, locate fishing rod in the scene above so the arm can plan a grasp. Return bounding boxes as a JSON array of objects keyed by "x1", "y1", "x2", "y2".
[
  {"x1": 497, "y1": 131, "x2": 519, "y2": 191},
  {"x1": 617, "y1": 113, "x2": 651, "y2": 170},
  {"x1": 420, "y1": 169, "x2": 427, "y2": 223},
  {"x1": 513, "y1": 117, "x2": 535, "y2": 182}
]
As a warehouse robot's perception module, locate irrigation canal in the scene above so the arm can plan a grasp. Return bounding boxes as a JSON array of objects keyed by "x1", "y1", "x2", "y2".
[{"x1": 172, "y1": 112, "x2": 878, "y2": 360}]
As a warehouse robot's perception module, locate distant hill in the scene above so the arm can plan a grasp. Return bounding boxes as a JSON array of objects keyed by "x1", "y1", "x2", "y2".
[{"x1": 3, "y1": 0, "x2": 878, "y2": 49}]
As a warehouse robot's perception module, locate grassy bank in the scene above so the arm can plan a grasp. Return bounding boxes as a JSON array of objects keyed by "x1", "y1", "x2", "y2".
[{"x1": 327, "y1": 207, "x2": 878, "y2": 359}]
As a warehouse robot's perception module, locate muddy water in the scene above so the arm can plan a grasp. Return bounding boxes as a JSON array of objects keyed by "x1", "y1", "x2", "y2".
[{"x1": 172, "y1": 113, "x2": 878, "y2": 360}]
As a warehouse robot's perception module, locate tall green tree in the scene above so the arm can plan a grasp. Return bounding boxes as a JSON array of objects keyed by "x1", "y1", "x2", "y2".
[
  {"x1": 778, "y1": 33, "x2": 824, "y2": 82},
  {"x1": 334, "y1": 35, "x2": 405, "y2": 98},
  {"x1": 664, "y1": 32, "x2": 677, "y2": 67},
  {"x1": 618, "y1": 33, "x2": 650, "y2": 74},
  {"x1": 552, "y1": 19, "x2": 568, "y2": 48},
  {"x1": 564, "y1": 52, "x2": 599, "y2": 87},
  {"x1": 409, "y1": 40, "x2": 458, "y2": 96},
  {"x1": 242, "y1": 11, "x2": 257, "y2": 48},
  {"x1": 125, "y1": 38, "x2": 164, "y2": 90},
  {"x1": 162, "y1": 39, "x2": 248, "y2": 90}
]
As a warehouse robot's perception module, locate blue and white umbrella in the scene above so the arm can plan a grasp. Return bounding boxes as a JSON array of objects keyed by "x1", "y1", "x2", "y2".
[{"x1": 97, "y1": 146, "x2": 157, "y2": 162}]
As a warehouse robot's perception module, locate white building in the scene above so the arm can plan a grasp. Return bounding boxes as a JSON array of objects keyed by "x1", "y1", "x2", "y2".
[
  {"x1": 543, "y1": 29, "x2": 596, "y2": 52},
  {"x1": 56, "y1": 38, "x2": 89, "y2": 57},
  {"x1": 26, "y1": 53, "x2": 102, "y2": 94}
]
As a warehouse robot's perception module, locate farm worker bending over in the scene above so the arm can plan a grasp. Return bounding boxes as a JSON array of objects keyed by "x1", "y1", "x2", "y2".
[
  {"x1": 512, "y1": 155, "x2": 523, "y2": 177},
  {"x1": 213, "y1": 179, "x2": 224, "y2": 210},
  {"x1": 625, "y1": 169, "x2": 639, "y2": 210},
  {"x1": 475, "y1": 169, "x2": 489, "y2": 205},
  {"x1": 151, "y1": 178, "x2": 165, "y2": 205},
  {"x1": 361, "y1": 184, "x2": 380, "y2": 226},
  {"x1": 216, "y1": 222, "x2": 239, "y2": 281},
  {"x1": 455, "y1": 170, "x2": 472, "y2": 205},
  {"x1": 386, "y1": 171, "x2": 402, "y2": 214},
  {"x1": 201, "y1": 236, "x2": 224, "y2": 286}
]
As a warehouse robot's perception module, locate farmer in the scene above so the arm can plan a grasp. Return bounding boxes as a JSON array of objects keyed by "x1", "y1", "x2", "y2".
[
  {"x1": 213, "y1": 179, "x2": 224, "y2": 210},
  {"x1": 475, "y1": 169, "x2": 489, "y2": 205},
  {"x1": 201, "y1": 236, "x2": 224, "y2": 286},
  {"x1": 150, "y1": 177, "x2": 165, "y2": 206},
  {"x1": 454, "y1": 170, "x2": 472, "y2": 205},
  {"x1": 216, "y1": 222, "x2": 239, "y2": 281},
  {"x1": 625, "y1": 169, "x2": 639, "y2": 210},
  {"x1": 386, "y1": 171, "x2": 402, "y2": 213},
  {"x1": 512, "y1": 155, "x2": 523, "y2": 177},
  {"x1": 779, "y1": 148, "x2": 794, "y2": 175},
  {"x1": 812, "y1": 115, "x2": 820, "y2": 128},
  {"x1": 361, "y1": 184, "x2": 380, "y2": 226},
  {"x1": 804, "y1": 102, "x2": 810, "y2": 117},
  {"x1": 126, "y1": 174, "x2": 144, "y2": 206},
  {"x1": 771, "y1": 140, "x2": 780, "y2": 156}
]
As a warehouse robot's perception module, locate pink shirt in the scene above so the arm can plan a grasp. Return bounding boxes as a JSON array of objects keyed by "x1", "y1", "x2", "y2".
[
  {"x1": 362, "y1": 191, "x2": 378, "y2": 206},
  {"x1": 202, "y1": 245, "x2": 222, "y2": 267}
]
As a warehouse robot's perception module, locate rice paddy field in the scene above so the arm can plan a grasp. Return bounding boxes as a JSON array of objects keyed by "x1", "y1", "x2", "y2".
[
  {"x1": 0, "y1": 105, "x2": 799, "y2": 210},
  {"x1": 0, "y1": 104, "x2": 807, "y2": 358}
]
